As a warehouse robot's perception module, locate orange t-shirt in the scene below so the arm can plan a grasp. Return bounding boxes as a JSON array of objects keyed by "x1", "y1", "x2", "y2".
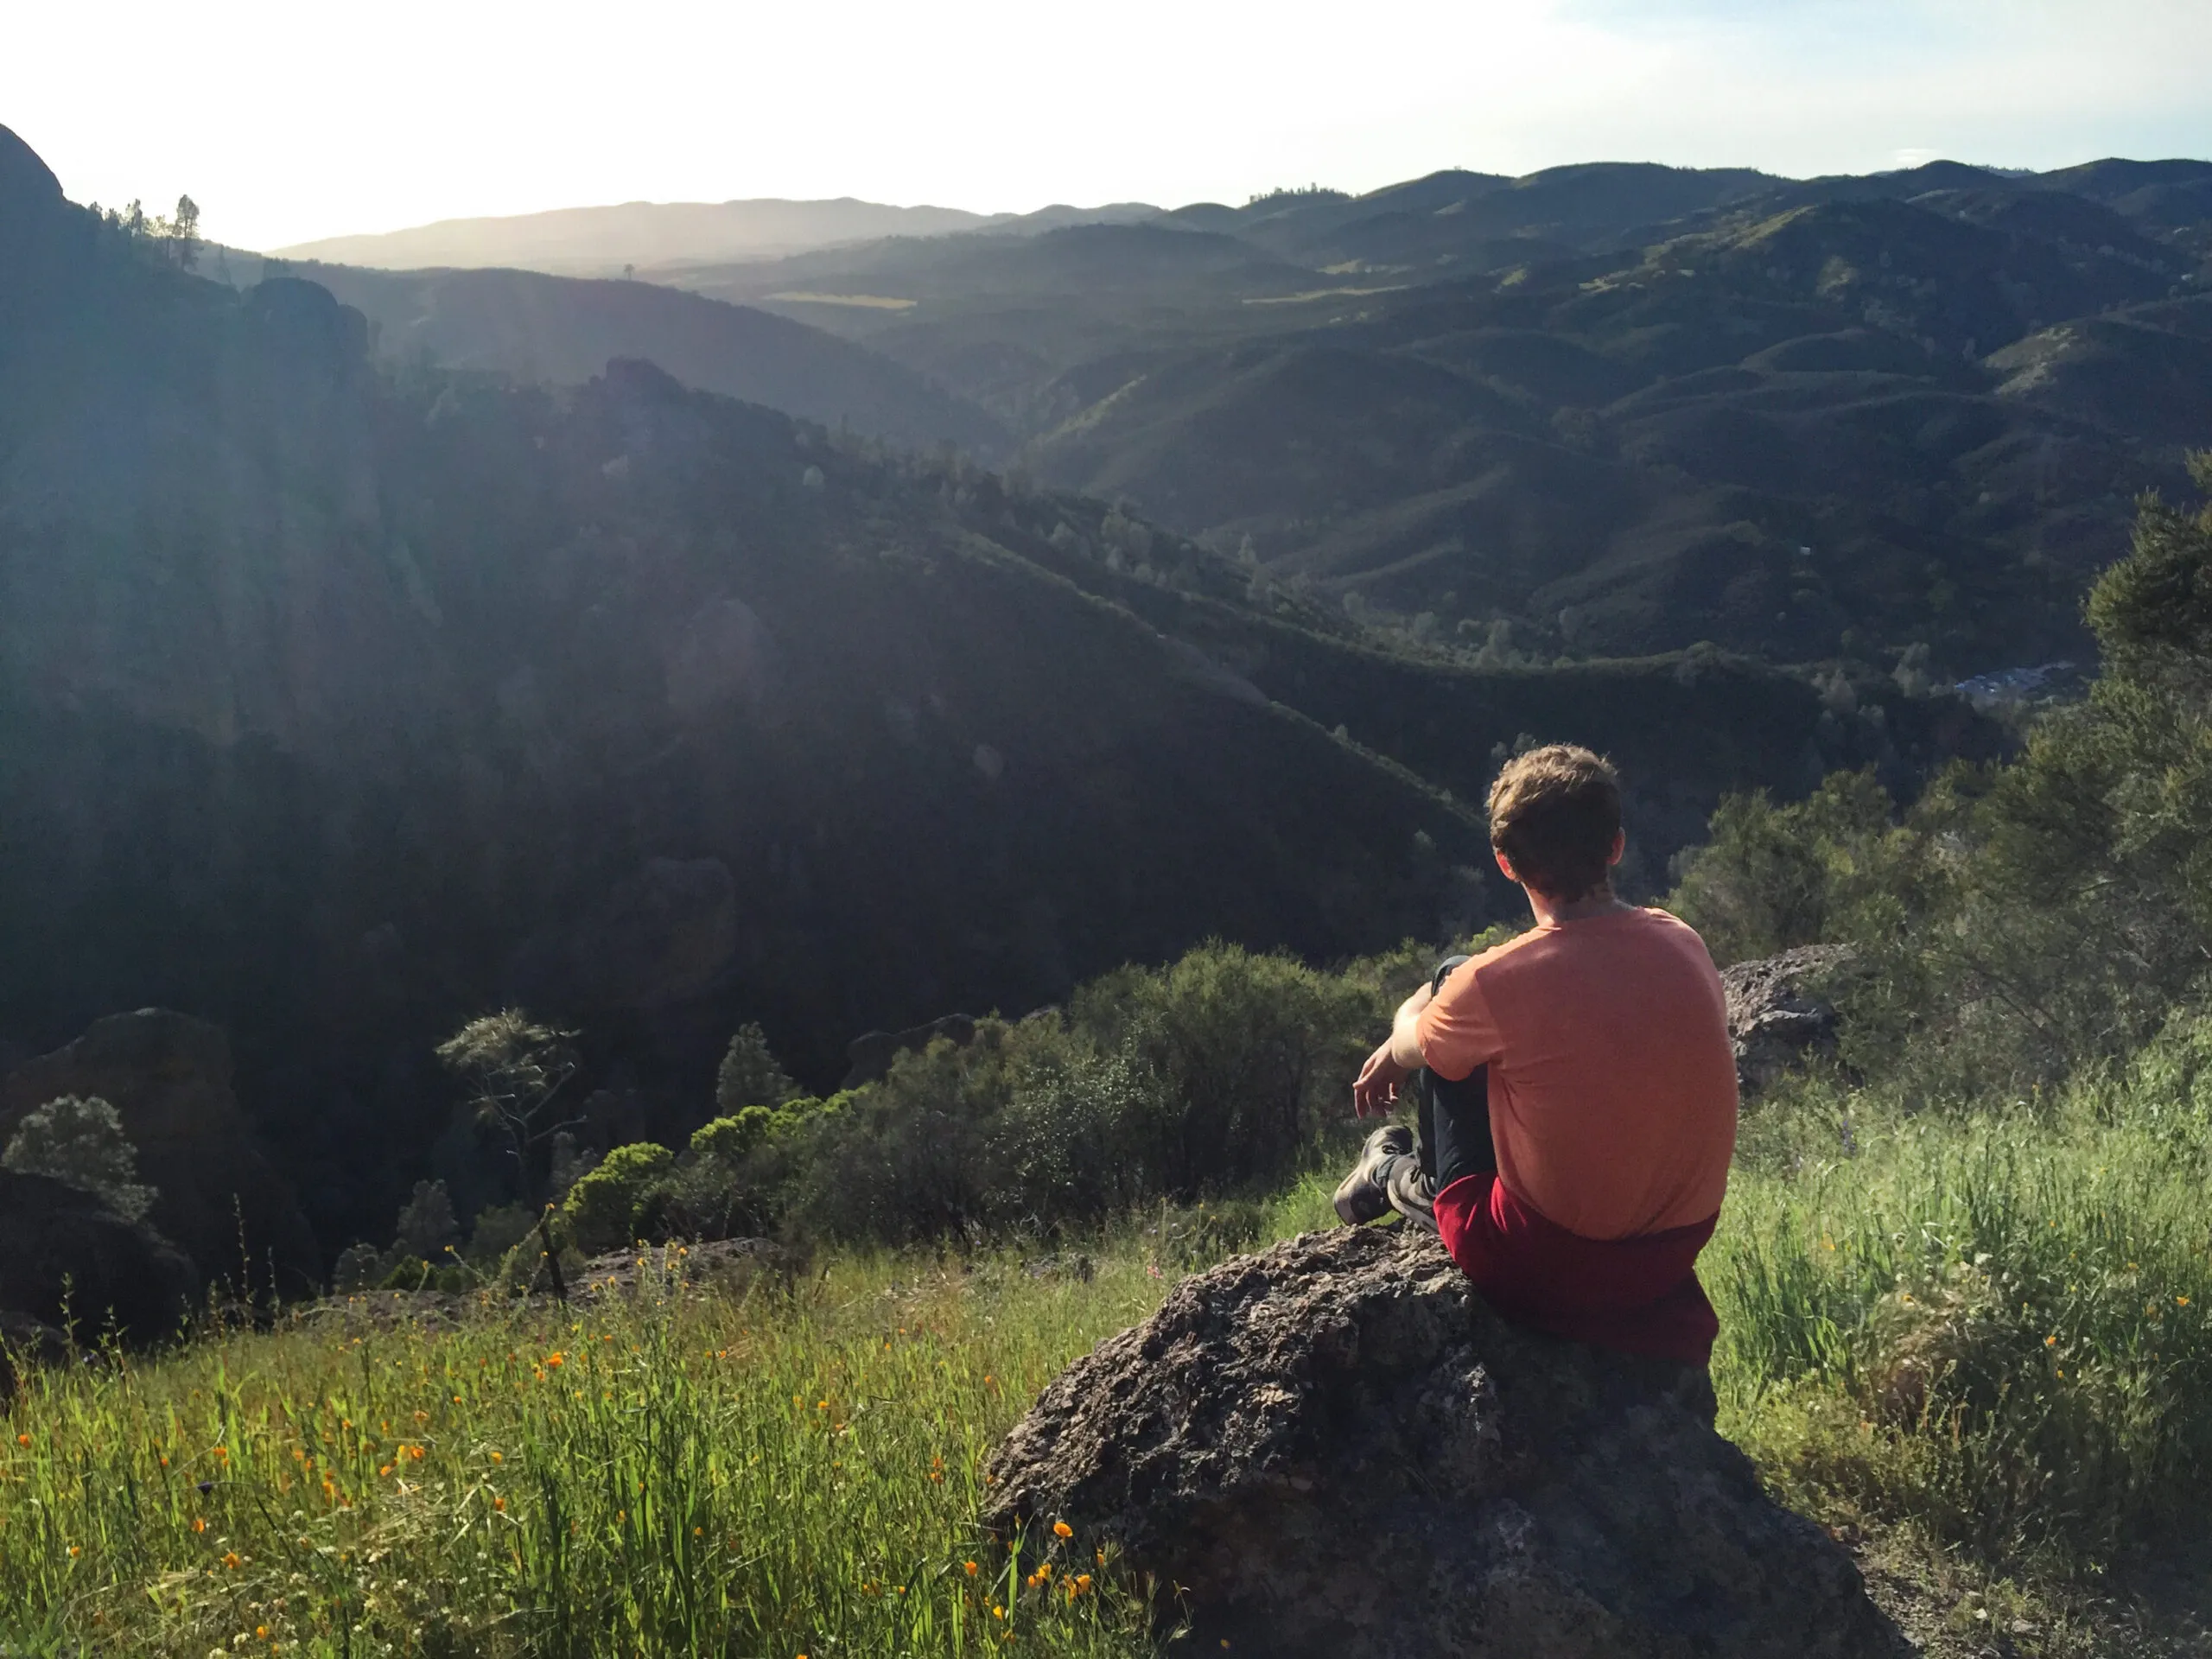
[{"x1": 1414, "y1": 907, "x2": 1738, "y2": 1240}]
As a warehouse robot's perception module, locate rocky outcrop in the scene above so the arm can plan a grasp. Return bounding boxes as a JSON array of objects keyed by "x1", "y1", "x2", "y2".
[
  {"x1": 0, "y1": 123, "x2": 63, "y2": 216},
  {"x1": 841, "y1": 1014, "x2": 978, "y2": 1090},
  {"x1": 0, "y1": 1171, "x2": 198, "y2": 1345},
  {"x1": 1722, "y1": 944, "x2": 1856, "y2": 1095},
  {"x1": 984, "y1": 1226, "x2": 1898, "y2": 1657},
  {"x1": 0, "y1": 1011, "x2": 318, "y2": 1290}
]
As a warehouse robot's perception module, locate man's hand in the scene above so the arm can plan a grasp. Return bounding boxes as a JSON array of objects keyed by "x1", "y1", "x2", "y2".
[
  {"x1": 1352, "y1": 1039, "x2": 1410, "y2": 1119},
  {"x1": 1353, "y1": 981, "x2": 1437, "y2": 1118}
]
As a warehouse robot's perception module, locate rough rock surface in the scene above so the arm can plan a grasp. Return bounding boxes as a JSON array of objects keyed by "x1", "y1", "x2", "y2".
[
  {"x1": 1721, "y1": 944, "x2": 1856, "y2": 1095},
  {"x1": 0, "y1": 1170, "x2": 199, "y2": 1344},
  {"x1": 984, "y1": 1226, "x2": 1899, "y2": 1657},
  {"x1": 0, "y1": 1010, "x2": 319, "y2": 1288}
]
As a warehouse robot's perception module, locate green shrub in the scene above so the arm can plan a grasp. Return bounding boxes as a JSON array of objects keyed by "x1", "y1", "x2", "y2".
[
  {"x1": 689, "y1": 1106, "x2": 787, "y2": 1166},
  {"x1": 563, "y1": 1143, "x2": 675, "y2": 1254},
  {"x1": 652, "y1": 1101, "x2": 831, "y2": 1242},
  {"x1": 465, "y1": 1202, "x2": 537, "y2": 1265},
  {"x1": 779, "y1": 939, "x2": 1408, "y2": 1247},
  {"x1": 714, "y1": 1022, "x2": 797, "y2": 1116},
  {"x1": 1067, "y1": 940, "x2": 1378, "y2": 1196},
  {"x1": 2, "y1": 1096, "x2": 156, "y2": 1222},
  {"x1": 1667, "y1": 771, "x2": 1904, "y2": 964},
  {"x1": 392, "y1": 1178, "x2": 460, "y2": 1263}
]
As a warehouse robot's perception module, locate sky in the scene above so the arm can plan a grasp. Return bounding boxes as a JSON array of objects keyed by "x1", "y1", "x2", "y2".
[{"x1": 4, "y1": 0, "x2": 2209, "y2": 252}]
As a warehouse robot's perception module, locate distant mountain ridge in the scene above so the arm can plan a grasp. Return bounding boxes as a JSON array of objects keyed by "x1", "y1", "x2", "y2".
[
  {"x1": 0, "y1": 121, "x2": 1991, "y2": 1262},
  {"x1": 272, "y1": 197, "x2": 1163, "y2": 276},
  {"x1": 292, "y1": 263, "x2": 1008, "y2": 456}
]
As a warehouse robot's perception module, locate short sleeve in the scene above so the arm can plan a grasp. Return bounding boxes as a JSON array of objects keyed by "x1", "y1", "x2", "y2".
[{"x1": 1416, "y1": 957, "x2": 1503, "y2": 1082}]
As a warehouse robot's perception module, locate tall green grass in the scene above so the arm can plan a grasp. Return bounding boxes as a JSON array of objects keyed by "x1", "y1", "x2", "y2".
[
  {"x1": 1711, "y1": 1060, "x2": 2212, "y2": 1562},
  {"x1": 5, "y1": 1079, "x2": 2209, "y2": 1655},
  {"x1": 0, "y1": 1247, "x2": 1178, "y2": 1658}
]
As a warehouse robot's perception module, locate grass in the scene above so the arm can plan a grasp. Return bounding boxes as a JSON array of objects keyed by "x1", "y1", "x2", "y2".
[
  {"x1": 3, "y1": 1091, "x2": 2209, "y2": 1656},
  {"x1": 1711, "y1": 1071, "x2": 2212, "y2": 1567},
  {"x1": 0, "y1": 1251, "x2": 1169, "y2": 1658}
]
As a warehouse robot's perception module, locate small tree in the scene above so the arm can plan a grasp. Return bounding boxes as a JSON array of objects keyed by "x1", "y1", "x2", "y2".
[
  {"x1": 166, "y1": 194, "x2": 200, "y2": 269},
  {"x1": 391, "y1": 1179, "x2": 459, "y2": 1263},
  {"x1": 435, "y1": 1010, "x2": 582, "y2": 1205},
  {"x1": 331, "y1": 1242, "x2": 386, "y2": 1292},
  {"x1": 2, "y1": 1096, "x2": 157, "y2": 1221},
  {"x1": 715, "y1": 1022, "x2": 797, "y2": 1116}
]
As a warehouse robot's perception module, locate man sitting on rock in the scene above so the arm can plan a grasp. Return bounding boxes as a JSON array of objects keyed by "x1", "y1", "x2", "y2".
[{"x1": 1336, "y1": 744, "x2": 1739, "y2": 1365}]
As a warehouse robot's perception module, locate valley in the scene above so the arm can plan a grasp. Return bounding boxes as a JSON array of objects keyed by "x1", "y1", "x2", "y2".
[{"x1": 3, "y1": 54, "x2": 2212, "y2": 1655}]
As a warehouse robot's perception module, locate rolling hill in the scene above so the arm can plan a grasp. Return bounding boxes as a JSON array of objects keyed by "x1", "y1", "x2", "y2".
[
  {"x1": 262, "y1": 160, "x2": 2211, "y2": 690},
  {"x1": 272, "y1": 197, "x2": 1006, "y2": 275},
  {"x1": 287, "y1": 261, "x2": 1007, "y2": 455},
  {"x1": 0, "y1": 123, "x2": 1994, "y2": 1257}
]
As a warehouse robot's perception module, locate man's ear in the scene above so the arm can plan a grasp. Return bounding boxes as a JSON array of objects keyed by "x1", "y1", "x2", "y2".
[
  {"x1": 1495, "y1": 849, "x2": 1519, "y2": 884},
  {"x1": 1607, "y1": 829, "x2": 1626, "y2": 868}
]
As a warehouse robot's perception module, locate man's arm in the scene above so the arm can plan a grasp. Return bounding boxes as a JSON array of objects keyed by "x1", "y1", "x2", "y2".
[{"x1": 1351, "y1": 982, "x2": 1433, "y2": 1118}]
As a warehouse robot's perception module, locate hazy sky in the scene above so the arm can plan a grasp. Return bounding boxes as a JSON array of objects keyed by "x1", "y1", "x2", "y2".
[{"x1": 6, "y1": 0, "x2": 2208, "y2": 251}]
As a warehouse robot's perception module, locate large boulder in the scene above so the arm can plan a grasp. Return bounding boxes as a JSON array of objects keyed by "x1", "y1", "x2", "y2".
[
  {"x1": 1721, "y1": 944, "x2": 1856, "y2": 1095},
  {"x1": 0, "y1": 1010, "x2": 318, "y2": 1292},
  {"x1": 984, "y1": 1226, "x2": 1898, "y2": 1657},
  {"x1": 0, "y1": 1170, "x2": 198, "y2": 1344}
]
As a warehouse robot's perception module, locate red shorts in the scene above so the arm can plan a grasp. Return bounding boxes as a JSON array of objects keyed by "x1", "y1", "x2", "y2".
[{"x1": 1433, "y1": 1173, "x2": 1719, "y2": 1366}]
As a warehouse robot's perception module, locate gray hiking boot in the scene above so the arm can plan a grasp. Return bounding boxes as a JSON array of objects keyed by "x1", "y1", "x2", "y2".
[
  {"x1": 1334, "y1": 1124, "x2": 1415, "y2": 1225},
  {"x1": 1387, "y1": 1159, "x2": 1438, "y2": 1232}
]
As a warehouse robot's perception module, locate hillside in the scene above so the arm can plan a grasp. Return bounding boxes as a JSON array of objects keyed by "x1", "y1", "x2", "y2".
[
  {"x1": 1015, "y1": 181, "x2": 2209, "y2": 671},
  {"x1": 288, "y1": 261, "x2": 1007, "y2": 455},
  {"x1": 271, "y1": 196, "x2": 1007, "y2": 274},
  {"x1": 254, "y1": 157, "x2": 2212, "y2": 686},
  {"x1": 0, "y1": 123, "x2": 1999, "y2": 1262}
]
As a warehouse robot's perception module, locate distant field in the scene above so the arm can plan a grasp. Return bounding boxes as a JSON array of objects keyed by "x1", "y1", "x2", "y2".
[{"x1": 767, "y1": 291, "x2": 919, "y2": 310}]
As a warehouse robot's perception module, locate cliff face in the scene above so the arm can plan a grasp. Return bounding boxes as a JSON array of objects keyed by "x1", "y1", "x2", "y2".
[{"x1": 1, "y1": 131, "x2": 429, "y2": 750}]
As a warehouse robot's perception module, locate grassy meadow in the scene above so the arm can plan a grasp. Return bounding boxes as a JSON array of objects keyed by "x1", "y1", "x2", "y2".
[{"x1": 5, "y1": 1073, "x2": 2211, "y2": 1658}]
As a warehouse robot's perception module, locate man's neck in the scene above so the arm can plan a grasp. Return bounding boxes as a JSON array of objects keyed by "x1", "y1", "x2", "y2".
[{"x1": 1525, "y1": 882, "x2": 1632, "y2": 926}]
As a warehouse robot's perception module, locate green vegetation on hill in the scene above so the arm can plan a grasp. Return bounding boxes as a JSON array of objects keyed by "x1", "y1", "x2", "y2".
[
  {"x1": 4, "y1": 120, "x2": 2010, "y2": 1268},
  {"x1": 602, "y1": 154, "x2": 2210, "y2": 679},
  {"x1": 287, "y1": 262, "x2": 1009, "y2": 457},
  {"x1": 12, "y1": 460, "x2": 2212, "y2": 1643},
  {"x1": 1675, "y1": 454, "x2": 2212, "y2": 1095},
  {"x1": 3, "y1": 1080, "x2": 2207, "y2": 1656}
]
